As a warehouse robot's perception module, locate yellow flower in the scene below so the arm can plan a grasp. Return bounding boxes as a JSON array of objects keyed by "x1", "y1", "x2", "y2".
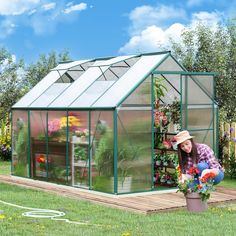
[
  {"x1": 0, "y1": 215, "x2": 6, "y2": 219},
  {"x1": 60, "y1": 116, "x2": 80, "y2": 128}
]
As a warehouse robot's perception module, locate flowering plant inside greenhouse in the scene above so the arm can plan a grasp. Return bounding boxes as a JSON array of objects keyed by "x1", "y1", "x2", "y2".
[
  {"x1": 74, "y1": 128, "x2": 89, "y2": 138},
  {"x1": 36, "y1": 154, "x2": 52, "y2": 170},
  {"x1": 48, "y1": 115, "x2": 81, "y2": 137}
]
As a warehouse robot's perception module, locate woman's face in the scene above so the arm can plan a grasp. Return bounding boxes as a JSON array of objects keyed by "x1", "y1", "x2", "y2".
[{"x1": 179, "y1": 139, "x2": 192, "y2": 154}]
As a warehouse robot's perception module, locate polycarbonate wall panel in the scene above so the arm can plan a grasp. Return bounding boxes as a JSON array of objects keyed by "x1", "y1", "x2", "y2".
[
  {"x1": 183, "y1": 106, "x2": 213, "y2": 130},
  {"x1": 91, "y1": 111, "x2": 114, "y2": 193},
  {"x1": 192, "y1": 75, "x2": 214, "y2": 98},
  {"x1": 180, "y1": 74, "x2": 216, "y2": 155},
  {"x1": 117, "y1": 109, "x2": 152, "y2": 193},
  {"x1": 12, "y1": 110, "x2": 29, "y2": 177},
  {"x1": 30, "y1": 84, "x2": 70, "y2": 107},
  {"x1": 13, "y1": 70, "x2": 65, "y2": 108},
  {"x1": 155, "y1": 74, "x2": 181, "y2": 104},
  {"x1": 186, "y1": 75, "x2": 213, "y2": 104},
  {"x1": 68, "y1": 111, "x2": 90, "y2": 188},
  {"x1": 47, "y1": 111, "x2": 68, "y2": 184},
  {"x1": 189, "y1": 130, "x2": 214, "y2": 151},
  {"x1": 49, "y1": 66, "x2": 108, "y2": 108},
  {"x1": 118, "y1": 76, "x2": 152, "y2": 193},
  {"x1": 93, "y1": 54, "x2": 167, "y2": 108},
  {"x1": 30, "y1": 111, "x2": 47, "y2": 180},
  {"x1": 122, "y1": 76, "x2": 151, "y2": 106},
  {"x1": 155, "y1": 55, "x2": 184, "y2": 71},
  {"x1": 70, "y1": 81, "x2": 115, "y2": 107}
]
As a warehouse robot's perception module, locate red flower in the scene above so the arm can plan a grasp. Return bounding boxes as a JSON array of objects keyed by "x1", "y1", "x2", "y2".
[
  {"x1": 200, "y1": 172, "x2": 216, "y2": 182},
  {"x1": 36, "y1": 155, "x2": 46, "y2": 163},
  {"x1": 188, "y1": 166, "x2": 200, "y2": 175}
]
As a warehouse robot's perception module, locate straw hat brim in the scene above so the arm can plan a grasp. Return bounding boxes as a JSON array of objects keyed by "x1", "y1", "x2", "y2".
[{"x1": 176, "y1": 135, "x2": 194, "y2": 145}]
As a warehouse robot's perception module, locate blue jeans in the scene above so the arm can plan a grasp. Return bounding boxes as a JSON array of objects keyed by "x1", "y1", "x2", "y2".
[{"x1": 197, "y1": 162, "x2": 224, "y2": 185}]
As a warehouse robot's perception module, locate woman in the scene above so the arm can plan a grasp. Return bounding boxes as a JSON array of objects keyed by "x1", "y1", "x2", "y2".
[{"x1": 175, "y1": 130, "x2": 224, "y2": 185}]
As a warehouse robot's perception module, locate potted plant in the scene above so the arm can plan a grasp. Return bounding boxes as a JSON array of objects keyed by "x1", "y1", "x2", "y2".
[
  {"x1": 94, "y1": 129, "x2": 139, "y2": 192},
  {"x1": 155, "y1": 153, "x2": 162, "y2": 166},
  {"x1": 177, "y1": 166, "x2": 216, "y2": 212},
  {"x1": 169, "y1": 97, "x2": 181, "y2": 132},
  {"x1": 161, "y1": 155, "x2": 168, "y2": 167},
  {"x1": 166, "y1": 174, "x2": 175, "y2": 185},
  {"x1": 74, "y1": 145, "x2": 87, "y2": 160},
  {"x1": 117, "y1": 143, "x2": 139, "y2": 190},
  {"x1": 160, "y1": 173, "x2": 167, "y2": 183},
  {"x1": 167, "y1": 153, "x2": 178, "y2": 167}
]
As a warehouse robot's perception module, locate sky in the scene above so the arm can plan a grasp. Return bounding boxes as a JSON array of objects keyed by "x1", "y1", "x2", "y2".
[{"x1": 0, "y1": 0, "x2": 235, "y2": 64}]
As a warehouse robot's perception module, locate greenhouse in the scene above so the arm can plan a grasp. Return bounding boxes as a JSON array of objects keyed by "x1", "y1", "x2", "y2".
[{"x1": 11, "y1": 51, "x2": 218, "y2": 194}]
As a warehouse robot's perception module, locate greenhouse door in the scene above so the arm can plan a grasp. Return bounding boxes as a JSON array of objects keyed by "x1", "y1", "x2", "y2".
[{"x1": 180, "y1": 73, "x2": 218, "y2": 156}]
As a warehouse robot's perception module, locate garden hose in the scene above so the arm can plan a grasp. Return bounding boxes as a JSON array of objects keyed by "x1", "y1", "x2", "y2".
[{"x1": 0, "y1": 199, "x2": 103, "y2": 226}]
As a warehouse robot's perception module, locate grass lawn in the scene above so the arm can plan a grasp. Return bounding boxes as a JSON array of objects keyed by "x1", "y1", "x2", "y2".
[
  {"x1": 0, "y1": 161, "x2": 11, "y2": 175},
  {"x1": 0, "y1": 161, "x2": 236, "y2": 235}
]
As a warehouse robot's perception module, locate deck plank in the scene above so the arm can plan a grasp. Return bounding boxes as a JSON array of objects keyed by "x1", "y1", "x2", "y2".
[{"x1": 0, "y1": 175, "x2": 236, "y2": 214}]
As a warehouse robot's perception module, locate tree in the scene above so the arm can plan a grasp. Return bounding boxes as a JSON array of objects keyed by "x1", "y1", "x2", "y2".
[
  {"x1": 25, "y1": 50, "x2": 71, "y2": 89},
  {"x1": 170, "y1": 20, "x2": 236, "y2": 120},
  {"x1": 0, "y1": 47, "x2": 25, "y2": 120}
]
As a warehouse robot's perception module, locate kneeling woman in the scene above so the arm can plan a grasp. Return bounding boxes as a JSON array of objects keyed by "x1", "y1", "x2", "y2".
[{"x1": 175, "y1": 130, "x2": 224, "y2": 184}]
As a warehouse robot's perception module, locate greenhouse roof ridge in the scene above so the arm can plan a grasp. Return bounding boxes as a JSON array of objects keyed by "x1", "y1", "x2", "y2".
[
  {"x1": 58, "y1": 60, "x2": 74, "y2": 64},
  {"x1": 137, "y1": 50, "x2": 171, "y2": 56},
  {"x1": 57, "y1": 51, "x2": 171, "y2": 66},
  {"x1": 13, "y1": 51, "x2": 187, "y2": 109}
]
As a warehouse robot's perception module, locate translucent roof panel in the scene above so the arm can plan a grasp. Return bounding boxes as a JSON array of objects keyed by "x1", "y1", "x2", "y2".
[
  {"x1": 63, "y1": 61, "x2": 95, "y2": 82},
  {"x1": 52, "y1": 60, "x2": 90, "y2": 70},
  {"x1": 91, "y1": 55, "x2": 135, "y2": 67},
  {"x1": 13, "y1": 70, "x2": 66, "y2": 108},
  {"x1": 48, "y1": 66, "x2": 109, "y2": 108},
  {"x1": 70, "y1": 81, "x2": 115, "y2": 108},
  {"x1": 92, "y1": 54, "x2": 168, "y2": 108},
  {"x1": 69, "y1": 57, "x2": 140, "y2": 108},
  {"x1": 29, "y1": 83, "x2": 71, "y2": 108}
]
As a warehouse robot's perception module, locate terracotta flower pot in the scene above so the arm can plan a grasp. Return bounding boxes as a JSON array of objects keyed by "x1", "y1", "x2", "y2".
[{"x1": 185, "y1": 192, "x2": 208, "y2": 212}]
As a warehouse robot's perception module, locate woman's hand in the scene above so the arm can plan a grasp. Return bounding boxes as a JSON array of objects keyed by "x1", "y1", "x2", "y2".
[{"x1": 178, "y1": 174, "x2": 192, "y2": 183}]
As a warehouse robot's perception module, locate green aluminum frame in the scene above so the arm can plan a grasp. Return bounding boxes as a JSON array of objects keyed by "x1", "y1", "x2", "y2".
[
  {"x1": 11, "y1": 52, "x2": 218, "y2": 194},
  {"x1": 153, "y1": 70, "x2": 218, "y2": 157}
]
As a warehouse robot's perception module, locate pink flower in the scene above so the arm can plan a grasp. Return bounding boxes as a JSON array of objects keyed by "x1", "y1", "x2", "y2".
[
  {"x1": 48, "y1": 119, "x2": 61, "y2": 135},
  {"x1": 163, "y1": 140, "x2": 172, "y2": 149}
]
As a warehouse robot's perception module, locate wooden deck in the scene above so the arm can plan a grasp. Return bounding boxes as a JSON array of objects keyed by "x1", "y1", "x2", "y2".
[{"x1": 0, "y1": 175, "x2": 236, "y2": 214}]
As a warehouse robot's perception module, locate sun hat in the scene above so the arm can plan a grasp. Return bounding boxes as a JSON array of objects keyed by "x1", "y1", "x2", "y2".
[{"x1": 174, "y1": 130, "x2": 194, "y2": 145}]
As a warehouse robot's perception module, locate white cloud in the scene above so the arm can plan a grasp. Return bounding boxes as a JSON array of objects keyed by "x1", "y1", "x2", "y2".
[
  {"x1": 190, "y1": 11, "x2": 224, "y2": 29},
  {"x1": 63, "y1": 3, "x2": 87, "y2": 14},
  {"x1": 119, "y1": 4, "x2": 225, "y2": 55},
  {"x1": 0, "y1": 0, "x2": 39, "y2": 15},
  {"x1": 66, "y1": 2, "x2": 74, "y2": 7},
  {"x1": 0, "y1": 19, "x2": 17, "y2": 39},
  {"x1": 0, "y1": 1, "x2": 89, "y2": 37},
  {"x1": 42, "y1": 3, "x2": 56, "y2": 11},
  {"x1": 128, "y1": 5, "x2": 186, "y2": 35},
  {"x1": 28, "y1": 9, "x2": 37, "y2": 15},
  {"x1": 119, "y1": 23, "x2": 185, "y2": 54}
]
